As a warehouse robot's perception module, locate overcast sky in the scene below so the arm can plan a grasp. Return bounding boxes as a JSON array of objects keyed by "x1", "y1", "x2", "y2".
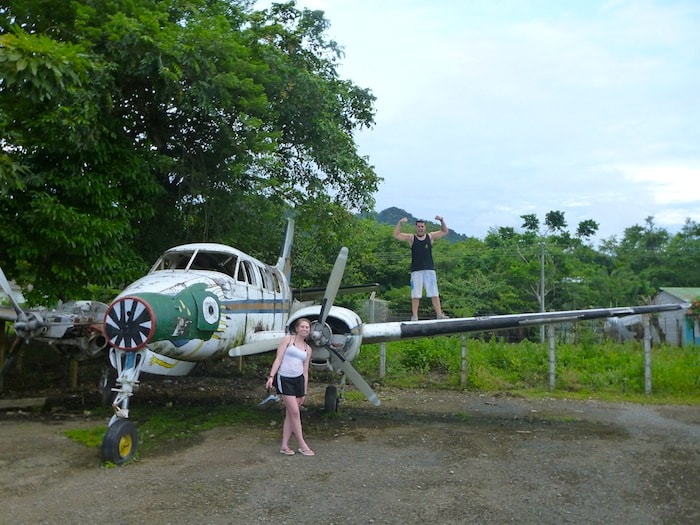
[{"x1": 267, "y1": 0, "x2": 700, "y2": 244}]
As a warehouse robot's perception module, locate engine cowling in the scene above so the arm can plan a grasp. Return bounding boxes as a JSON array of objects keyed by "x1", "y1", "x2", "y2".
[{"x1": 289, "y1": 305, "x2": 363, "y2": 371}]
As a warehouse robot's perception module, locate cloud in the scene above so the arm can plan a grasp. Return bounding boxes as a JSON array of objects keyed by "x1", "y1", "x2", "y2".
[{"x1": 262, "y1": 0, "x2": 700, "y2": 242}]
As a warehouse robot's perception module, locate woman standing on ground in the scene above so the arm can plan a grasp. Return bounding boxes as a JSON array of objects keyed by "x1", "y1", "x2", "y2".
[{"x1": 265, "y1": 317, "x2": 315, "y2": 456}]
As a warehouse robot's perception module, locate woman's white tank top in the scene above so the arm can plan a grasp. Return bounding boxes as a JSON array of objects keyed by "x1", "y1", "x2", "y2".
[{"x1": 278, "y1": 342, "x2": 307, "y2": 377}]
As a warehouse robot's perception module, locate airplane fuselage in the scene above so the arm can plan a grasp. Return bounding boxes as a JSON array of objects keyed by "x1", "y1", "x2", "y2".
[{"x1": 105, "y1": 242, "x2": 293, "y2": 375}]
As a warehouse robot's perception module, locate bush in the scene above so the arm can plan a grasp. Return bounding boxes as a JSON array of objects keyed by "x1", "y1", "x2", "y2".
[{"x1": 356, "y1": 337, "x2": 700, "y2": 402}]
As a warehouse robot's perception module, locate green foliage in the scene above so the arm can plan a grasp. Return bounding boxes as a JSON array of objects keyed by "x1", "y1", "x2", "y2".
[
  {"x1": 2, "y1": 0, "x2": 699, "y2": 323},
  {"x1": 64, "y1": 404, "x2": 270, "y2": 454},
  {"x1": 355, "y1": 337, "x2": 700, "y2": 402},
  {"x1": 650, "y1": 345, "x2": 700, "y2": 394},
  {"x1": 136, "y1": 404, "x2": 268, "y2": 453},
  {"x1": 0, "y1": 0, "x2": 378, "y2": 302},
  {"x1": 64, "y1": 425, "x2": 107, "y2": 448}
]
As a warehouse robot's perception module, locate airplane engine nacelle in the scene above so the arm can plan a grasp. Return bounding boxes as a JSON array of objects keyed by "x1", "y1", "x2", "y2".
[
  {"x1": 86, "y1": 329, "x2": 109, "y2": 357},
  {"x1": 289, "y1": 305, "x2": 363, "y2": 371},
  {"x1": 103, "y1": 284, "x2": 220, "y2": 351}
]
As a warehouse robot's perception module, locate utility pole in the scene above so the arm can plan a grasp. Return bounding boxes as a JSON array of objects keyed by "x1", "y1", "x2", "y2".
[{"x1": 540, "y1": 241, "x2": 546, "y2": 343}]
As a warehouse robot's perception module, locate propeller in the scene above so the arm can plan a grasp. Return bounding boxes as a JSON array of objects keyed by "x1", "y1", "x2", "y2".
[
  {"x1": 0, "y1": 267, "x2": 23, "y2": 317},
  {"x1": 0, "y1": 266, "x2": 45, "y2": 339},
  {"x1": 328, "y1": 349, "x2": 381, "y2": 406},
  {"x1": 308, "y1": 247, "x2": 381, "y2": 406},
  {"x1": 0, "y1": 267, "x2": 33, "y2": 382}
]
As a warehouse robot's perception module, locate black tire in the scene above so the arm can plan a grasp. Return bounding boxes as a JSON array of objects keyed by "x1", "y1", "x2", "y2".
[
  {"x1": 324, "y1": 385, "x2": 339, "y2": 412},
  {"x1": 101, "y1": 419, "x2": 138, "y2": 465}
]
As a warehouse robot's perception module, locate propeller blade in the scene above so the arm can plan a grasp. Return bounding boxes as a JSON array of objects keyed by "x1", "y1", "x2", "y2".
[
  {"x1": 0, "y1": 266, "x2": 23, "y2": 317},
  {"x1": 329, "y1": 351, "x2": 380, "y2": 406},
  {"x1": 317, "y1": 247, "x2": 348, "y2": 328}
]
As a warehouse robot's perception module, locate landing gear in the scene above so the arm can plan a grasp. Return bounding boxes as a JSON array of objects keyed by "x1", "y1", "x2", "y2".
[
  {"x1": 101, "y1": 347, "x2": 145, "y2": 465},
  {"x1": 324, "y1": 385, "x2": 339, "y2": 412},
  {"x1": 101, "y1": 419, "x2": 138, "y2": 464}
]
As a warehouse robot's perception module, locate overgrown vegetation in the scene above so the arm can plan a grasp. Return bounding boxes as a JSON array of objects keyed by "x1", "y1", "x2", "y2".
[{"x1": 354, "y1": 337, "x2": 700, "y2": 404}]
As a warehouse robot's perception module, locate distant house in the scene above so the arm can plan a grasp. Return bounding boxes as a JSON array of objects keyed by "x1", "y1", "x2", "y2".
[{"x1": 653, "y1": 287, "x2": 699, "y2": 347}]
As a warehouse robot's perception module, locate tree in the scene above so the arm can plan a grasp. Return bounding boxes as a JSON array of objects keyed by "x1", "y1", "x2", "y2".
[
  {"x1": 664, "y1": 220, "x2": 700, "y2": 287},
  {"x1": 0, "y1": 0, "x2": 379, "y2": 302}
]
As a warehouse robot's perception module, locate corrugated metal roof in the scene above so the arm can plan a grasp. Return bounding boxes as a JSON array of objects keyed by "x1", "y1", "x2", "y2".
[{"x1": 659, "y1": 287, "x2": 700, "y2": 302}]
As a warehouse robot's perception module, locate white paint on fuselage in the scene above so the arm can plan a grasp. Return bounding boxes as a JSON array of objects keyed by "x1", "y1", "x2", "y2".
[{"x1": 117, "y1": 244, "x2": 293, "y2": 370}]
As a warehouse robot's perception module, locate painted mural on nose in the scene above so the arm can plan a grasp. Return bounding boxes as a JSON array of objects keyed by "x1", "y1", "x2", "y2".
[{"x1": 103, "y1": 286, "x2": 221, "y2": 351}]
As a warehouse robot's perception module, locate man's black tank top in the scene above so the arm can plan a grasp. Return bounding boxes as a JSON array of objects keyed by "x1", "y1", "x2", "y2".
[{"x1": 411, "y1": 235, "x2": 434, "y2": 271}]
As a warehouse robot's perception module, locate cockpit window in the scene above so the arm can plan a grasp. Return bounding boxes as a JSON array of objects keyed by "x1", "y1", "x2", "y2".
[
  {"x1": 154, "y1": 253, "x2": 192, "y2": 271},
  {"x1": 152, "y1": 251, "x2": 238, "y2": 277}
]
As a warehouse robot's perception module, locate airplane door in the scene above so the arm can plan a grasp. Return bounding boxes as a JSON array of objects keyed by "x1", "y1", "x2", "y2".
[
  {"x1": 236, "y1": 259, "x2": 272, "y2": 331},
  {"x1": 261, "y1": 266, "x2": 286, "y2": 331},
  {"x1": 256, "y1": 264, "x2": 276, "y2": 331}
]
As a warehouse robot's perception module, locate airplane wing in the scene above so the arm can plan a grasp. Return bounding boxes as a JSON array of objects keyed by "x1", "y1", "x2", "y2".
[
  {"x1": 359, "y1": 304, "x2": 688, "y2": 345},
  {"x1": 228, "y1": 331, "x2": 287, "y2": 358}
]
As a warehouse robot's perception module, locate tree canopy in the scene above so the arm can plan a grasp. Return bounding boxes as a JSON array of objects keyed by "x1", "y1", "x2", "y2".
[
  {"x1": 0, "y1": 0, "x2": 378, "y2": 302},
  {"x1": 2, "y1": 2, "x2": 698, "y2": 321}
]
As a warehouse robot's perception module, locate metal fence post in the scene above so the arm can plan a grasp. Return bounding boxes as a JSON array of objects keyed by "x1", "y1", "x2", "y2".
[
  {"x1": 548, "y1": 324, "x2": 556, "y2": 391},
  {"x1": 644, "y1": 314, "x2": 652, "y2": 394},
  {"x1": 461, "y1": 335, "x2": 468, "y2": 388}
]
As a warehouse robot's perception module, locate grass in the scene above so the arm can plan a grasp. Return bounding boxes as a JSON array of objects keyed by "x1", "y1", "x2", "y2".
[
  {"x1": 355, "y1": 336, "x2": 700, "y2": 405},
  {"x1": 65, "y1": 403, "x2": 272, "y2": 458}
]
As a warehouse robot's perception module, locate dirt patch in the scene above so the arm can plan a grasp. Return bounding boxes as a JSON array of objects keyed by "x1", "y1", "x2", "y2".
[{"x1": 1, "y1": 372, "x2": 699, "y2": 525}]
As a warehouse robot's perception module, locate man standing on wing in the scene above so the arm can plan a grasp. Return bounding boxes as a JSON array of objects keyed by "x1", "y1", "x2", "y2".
[{"x1": 392, "y1": 215, "x2": 449, "y2": 321}]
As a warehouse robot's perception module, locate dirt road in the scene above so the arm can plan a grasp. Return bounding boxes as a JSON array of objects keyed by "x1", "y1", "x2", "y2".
[{"x1": 1, "y1": 380, "x2": 698, "y2": 525}]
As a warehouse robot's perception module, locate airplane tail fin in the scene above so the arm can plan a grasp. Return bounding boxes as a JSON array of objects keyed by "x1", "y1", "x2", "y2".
[{"x1": 275, "y1": 218, "x2": 295, "y2": 282}]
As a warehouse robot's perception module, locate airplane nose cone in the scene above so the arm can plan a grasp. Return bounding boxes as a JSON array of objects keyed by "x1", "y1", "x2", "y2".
[{"x1": 104, "y1": 296, "x2": 155, "y2": 351}]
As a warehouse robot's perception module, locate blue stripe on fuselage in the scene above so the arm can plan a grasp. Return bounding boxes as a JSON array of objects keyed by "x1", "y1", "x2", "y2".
[{"x1": 221, "y1": 299, "x2": 290, "y2": 315}]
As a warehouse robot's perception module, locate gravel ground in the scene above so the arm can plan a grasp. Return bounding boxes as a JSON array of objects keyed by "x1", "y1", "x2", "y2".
[{"x1": 1, "y1": 375, "x2": 699, "y2": 525}]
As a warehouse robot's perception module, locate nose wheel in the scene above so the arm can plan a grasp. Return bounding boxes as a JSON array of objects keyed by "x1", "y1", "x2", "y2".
[{"x1": 101, "y1": 419, "x2": 138, "y2": 465}]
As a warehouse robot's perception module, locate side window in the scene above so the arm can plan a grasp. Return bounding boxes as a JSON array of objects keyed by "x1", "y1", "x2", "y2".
[
  {"x1": 271, "y1": 271, "x2": 282, "y2": 293},
  {"x1": 237, "y1": 260, "x2": 248, "y2": 283},
  {"x1": 261, "y1": 267, "x2": 275, "y2": 291},
  {"x1": 247, "y1": 262, "x2": 261, "y2": 287},
  {"x1": 237, "y1": 260, "x2": 257, "y2": 286}
]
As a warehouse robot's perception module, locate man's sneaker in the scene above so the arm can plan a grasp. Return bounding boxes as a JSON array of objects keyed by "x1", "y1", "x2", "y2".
[
  {"x1": 410, "y1": 315, "x2": 418, "y2": 321},
  {"x1": 436, "y1": 313, "x2": 449, "y2": 320}
]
